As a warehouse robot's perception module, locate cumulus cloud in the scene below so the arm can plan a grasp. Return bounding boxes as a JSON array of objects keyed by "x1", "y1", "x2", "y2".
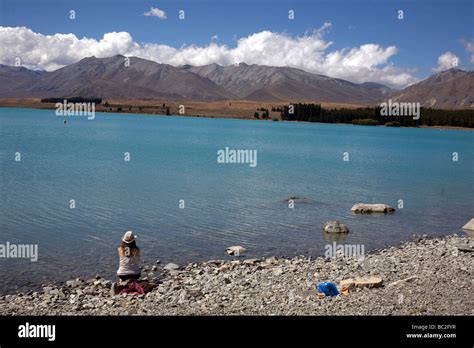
[
  {"x1": 0, "y1": 27, "x2": 137, "y2": 71},
  {"x1": 433, "y1": 51, "x2": 460, "y2": 72},
  {"x1": 144, "y1": 7, "x2": 167, "y2": 19},
  {"x1": 0, "y1": 25, "x2": 418, "y2": 88}
]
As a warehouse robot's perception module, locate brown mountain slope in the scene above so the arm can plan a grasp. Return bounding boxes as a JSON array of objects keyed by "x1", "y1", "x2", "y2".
[
  {"x1": 184, "y1": 63, "x2": 392, "y2": 103},
  {"x1": 392, "y1": 68, "x2": 473, "y2": 109},
  {"x1": 4, "y1": 55, "x2": 235, "y2": 101},
  {"x1": 0, "y1": 65, "x2": 47, "y2": 97}
]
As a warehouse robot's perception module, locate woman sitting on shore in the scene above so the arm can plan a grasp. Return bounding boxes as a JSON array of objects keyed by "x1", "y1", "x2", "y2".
[{"x1": 117, "y1": 231, "x2": 141, "y2": 281}]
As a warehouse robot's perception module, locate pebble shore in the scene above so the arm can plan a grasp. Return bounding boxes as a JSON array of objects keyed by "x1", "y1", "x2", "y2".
[{"x1": 0, "y1": 235, "x2": 472, "y2": 315}]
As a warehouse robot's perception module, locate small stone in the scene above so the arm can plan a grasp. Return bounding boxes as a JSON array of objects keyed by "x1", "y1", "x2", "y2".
[
  {"x1": 164, "y1": 263, "x2": 180, "y2": 271},
  {"x1": 387, "y1": 276, "x2": 418, "y2": 287},
  {"x1": 66, "y1": 279, "x2": 83, "y2": 288},
  {"x1": 42, "y1": 286, "x2": 54, "y2": 294},
  {"x1": 216, "y1": 265, "x2": 229, "y2": 273},
  {"x1": 264, "y1": 256, "x2": 278, "y2": 264},
  {"x1": 207, "y1": 260, "x2": 224, "y2": 265},
  {"x1": 243, "y1": 258, "x2": 260, "y2": 265},
  {"x1": 272, "y1": 267, "x2": 284, "y2": 276}
]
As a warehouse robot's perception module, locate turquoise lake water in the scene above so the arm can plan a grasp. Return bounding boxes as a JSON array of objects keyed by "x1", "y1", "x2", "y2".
[{"x1": 0, "y1": 107, "x2": 473, "y2": 293}]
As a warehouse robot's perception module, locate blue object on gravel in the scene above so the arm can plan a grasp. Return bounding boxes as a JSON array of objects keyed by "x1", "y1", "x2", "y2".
[{"x1": 317, "y1": 282, "x2": 339, "y2": 296}]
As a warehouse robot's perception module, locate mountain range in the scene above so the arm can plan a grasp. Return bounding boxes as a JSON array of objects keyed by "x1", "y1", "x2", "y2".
[{"x1": 0, "y1": 55, "x2": 472, "y2": 109}]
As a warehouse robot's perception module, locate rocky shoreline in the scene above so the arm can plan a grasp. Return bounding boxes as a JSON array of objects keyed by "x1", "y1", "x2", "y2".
[{"x1": 0, "y1": 235, "x2": 472, "y2": 315}]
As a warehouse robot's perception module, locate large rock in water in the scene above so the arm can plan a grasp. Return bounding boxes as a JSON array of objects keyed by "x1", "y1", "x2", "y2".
[
  {"x1": 323, "y1": 221, "x2": 349, "y2": 233},
  {"x1": 462, "y1": 218, "x2": 474, "y2": 231},
  {"x1": 351, "y1": 203, "x2": 395, "y2": 214},
  {"x1": 225, "y1": 246, "x2": 246, "y2": 256}
]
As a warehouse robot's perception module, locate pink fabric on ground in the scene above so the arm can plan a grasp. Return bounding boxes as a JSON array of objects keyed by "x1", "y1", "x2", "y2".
[{"x1": 119, "y1": 281, "x2": 145, "y2": 295}]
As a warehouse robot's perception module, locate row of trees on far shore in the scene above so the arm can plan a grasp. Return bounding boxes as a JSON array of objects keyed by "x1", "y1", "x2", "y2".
[
  {"x1": 279, "y1": 103, "x2": 474, "y2": 128},
  {"x1": 41, "y1": 97, "x2": 102, "y2": 104}
]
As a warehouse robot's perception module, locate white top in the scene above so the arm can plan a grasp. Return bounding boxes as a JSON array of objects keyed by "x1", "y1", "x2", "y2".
[{"x1": 117, "y1": 248, "x2": 140, "y2": 276}]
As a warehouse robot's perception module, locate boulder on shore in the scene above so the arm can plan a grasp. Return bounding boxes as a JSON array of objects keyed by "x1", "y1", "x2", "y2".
[
  {"x1": 354, "y1": 276, "x2": 383, "y2": 289},
  {"x1": 323, "y1": 221, "x2": 349, "y2": 233},
  {"x1": 340, "y1": 276, "x2": 383, "y2": 290},
  {"x1": 351, "y1": 203, "x2": 395, "y2": 214},
  {"x1": 340, "y1": 278, "x2": 356, "y2": 290},
  {"x1": 462, "y1": 218, "x2": 474, "y2": 231}
]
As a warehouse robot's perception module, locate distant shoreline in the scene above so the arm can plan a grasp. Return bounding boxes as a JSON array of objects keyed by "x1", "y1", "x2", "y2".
[{"x1": 0, "y1": 98, "x2": 473, "y2": 131}]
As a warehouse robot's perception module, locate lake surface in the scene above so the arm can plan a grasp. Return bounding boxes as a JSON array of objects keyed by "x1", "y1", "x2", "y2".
[{"x1": 1, "y1": 107, "x2": 473, "y2": 293}]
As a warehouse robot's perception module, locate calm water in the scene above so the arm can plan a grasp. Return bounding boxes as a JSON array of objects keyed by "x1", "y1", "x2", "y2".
[{"x1": 1, "y1": 108, "x2": 473, "y2": 293}]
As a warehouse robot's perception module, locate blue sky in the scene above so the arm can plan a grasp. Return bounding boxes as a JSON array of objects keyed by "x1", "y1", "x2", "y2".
[{"x1": 0, "y1": 0, "x2": 473, "y2": 87}]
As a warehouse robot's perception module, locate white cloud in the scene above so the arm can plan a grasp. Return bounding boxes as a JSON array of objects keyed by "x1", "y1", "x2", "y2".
[
  {"x1": 0, "y1": 26, "x2": 137, "y2": 71},
  {"x1": 462, "y1": 40, "x2": 474, "y2": 63},
  {"x1": 144, "y1": 7, "x2": 167, "y2": 20},
  {"x1": 433, "y1": 51, "x2": 460, "y2": 72},
  {"x1": 0, "y1": 25, "x2": 419, "y2": 88}
]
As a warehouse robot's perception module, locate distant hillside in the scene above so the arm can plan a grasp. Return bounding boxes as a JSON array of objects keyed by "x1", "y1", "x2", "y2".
[
  {"x1": 392, "y1": 68, "x2": 473, "y2": 109},
  {"x1": 0, "y1": 65, "x2": 47, "y2": 97},
  {"x1": 183, "y1": 63, "x2": 392, "y2": 103},
  {"x1": 0, "y1": 55, "x2": 234, "y2": 101},
  {"x1": 0, "y1": 56, "x2": 472, "y2": 108}
]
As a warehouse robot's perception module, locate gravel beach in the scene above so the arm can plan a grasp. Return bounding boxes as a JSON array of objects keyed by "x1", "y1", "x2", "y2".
[{"x1": 1, "y1": 235, "x2": 472, "y2": 315}]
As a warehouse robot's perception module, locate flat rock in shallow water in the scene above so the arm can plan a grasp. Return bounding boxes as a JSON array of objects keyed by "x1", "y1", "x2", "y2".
[{"x1": 351, "y1": 203, "x2": 395, "y2": 214}]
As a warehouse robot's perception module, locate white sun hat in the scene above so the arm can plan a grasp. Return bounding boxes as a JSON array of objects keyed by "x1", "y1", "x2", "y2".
[{"x1": 122, "y1": 230, "x2": 136, "y2": 243}]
